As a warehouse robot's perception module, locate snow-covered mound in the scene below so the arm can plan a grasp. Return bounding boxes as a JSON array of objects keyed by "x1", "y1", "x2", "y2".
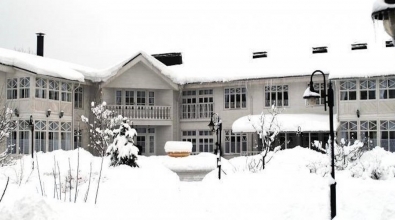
[{"x1": 0, "y1": 147, "x2": 394, "y2": 220}]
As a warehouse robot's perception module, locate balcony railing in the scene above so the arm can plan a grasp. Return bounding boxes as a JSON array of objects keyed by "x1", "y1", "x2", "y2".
[
  {"x1": 181, "y1": 103, "x2": 213, "y2": 119},
  {"x1": 107, "y1": 105, "x2": 171, "y2": 120}
]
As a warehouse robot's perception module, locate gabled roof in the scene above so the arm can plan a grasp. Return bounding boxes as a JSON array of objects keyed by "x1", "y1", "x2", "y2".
[{"x1": 96, "y1": 52, "x2": 179, "y2": 90}]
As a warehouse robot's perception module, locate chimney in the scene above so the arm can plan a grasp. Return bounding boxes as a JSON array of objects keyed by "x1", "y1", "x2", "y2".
[
  {"x1": 36, "y1": 33, "x2": 45, "y2": 56},
  {"x1": 152, "y1": 53, "x2": 182, "y2": 66}
]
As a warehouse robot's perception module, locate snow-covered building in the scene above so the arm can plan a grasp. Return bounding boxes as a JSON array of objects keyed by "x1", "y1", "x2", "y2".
[{"x1": 0, "y1": 36, "x2": 394, "y2": 158}]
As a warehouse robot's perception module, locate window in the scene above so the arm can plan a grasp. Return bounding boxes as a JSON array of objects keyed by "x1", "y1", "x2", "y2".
[
  {"x1": 360, "y1": 80, "x2": 376, "y2": 100},
  {"x1": 48, "y1": 121, "x2": 59, "y2": 152},
  {"x1": 380, "y1": 120, "x2": 395, "y2": 152},
  {"x1": 137, "y1": 91, "x2": 146, "y2": 105},
  {"x1": 136, "y1": 127, "x2": 155, "y2": 154},
  {"x1": 116, "y1": 90, "x2": 122, "y2": 105},
  {"x1": 61, "y1": 82, "x2": 72, "y2": 102},
  {"x1": 7, "y1": 78, "x2": 17, "y2": 99},
  {"x1": 35, "y1": 78, "x2": 47, "y2": 99},
  {"x1": 360, "y1": 120, "x2": 377, "y2": 148},
  {"x1": 379, "y1": 78, "x2": 395, "y2": 99},
  {"x1": 61, "y1": 122, "x2": 72, "y2": 150},
  {"x1": 181, "y1": 130, "x2": 214, "y2": 153},
  {"x1": 181, "y1": 90, "x2": 213, "y2": 119},
  {"x1": 339, "y1": 121, "x2": 358, "y2": 145},
  {"x1": 313, "y1": 83, "x2": 325, "y2": 105},
  {"x1": 265, "y1": 85, "x2": 288, "y2": 107},
  {"x1": 35, "y1": 120, "x2": 47, "y2": 152},
  {"x1": 340, "y1": 80, "x2": 357, "y2": 101},
  {"x1": 125, "y1": 91, "x2": 134, "y2": 105},
  {"x1": 224, "y1": 130, "x2": 247, "y2": 154},
  {"x1": 74, "y1": 86, "x2": 83, "y2": 109},
  {"x1": 149, "y1": 91, "x2": 155, "y2": 106},
  {"x1": 49, "y1": 80, "x2": 59, "y2": 100},
  {"x1": 74, "y1": 129, "x2": 82, "y2": 149},
  {"x1": 225, "y1": 87, "x2": 246, "y2": 109},
  {"x1": 19, "y1": 77, "x2": 30, "y2": 99},
  {"x1": 19, "y1": 120, "x2": 30, "y2": 154}
]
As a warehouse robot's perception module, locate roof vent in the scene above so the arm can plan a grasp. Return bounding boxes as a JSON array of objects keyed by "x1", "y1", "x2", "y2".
[
  {"x1": 351, "y1": 43, "x2": 367, "y2": 50},
  {"x1": 386, "y1": 40, "x2": 394, "y2": 47},
  {"x1": 152, "y1": 53, "x2": 182, "y2": 66},
  {"x1": 312, "y1": 46, "x2": 328, "y2": 54},
  {"x1": 253, "y1": 51, "x2": 267, "y2": 59}
]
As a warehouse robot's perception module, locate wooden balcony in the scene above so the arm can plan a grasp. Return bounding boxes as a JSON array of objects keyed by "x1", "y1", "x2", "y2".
[{"x1": 107, "y1": 105, "x2": 171, "y2": 120}]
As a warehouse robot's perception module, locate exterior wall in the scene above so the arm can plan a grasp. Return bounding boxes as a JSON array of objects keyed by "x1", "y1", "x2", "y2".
[
  {"x1": 99, "y1": 57, "x2": 178, "y2": 156},
  {"x1": 334, "y1": 77, "x2": 395, "y2": 151},
  {"x1": 179, "y1": 75, "x2": 335, "y2": 157}
]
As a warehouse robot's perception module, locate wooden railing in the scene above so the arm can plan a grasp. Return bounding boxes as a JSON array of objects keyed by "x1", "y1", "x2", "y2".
[
  {"x1": 181, "y1": 103, "x2": 213, "y2": 119},
  {"x1": 107, "y1": 105, "x2": 171, "y2": 120}
]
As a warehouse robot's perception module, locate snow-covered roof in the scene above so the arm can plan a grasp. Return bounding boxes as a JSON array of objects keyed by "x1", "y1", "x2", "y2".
[
  {"x1": 0, "y1": 48, "x2": 95, "y2": 82},
  {"x1": 232, "y1": 114, "x2": 338, "y2": 133},
  {"x1": 1, "y1": 0, "x2": 395, "y2": 84},
  {"x1": 85, "y1": 51, "x2": 176, "y2": 83}
]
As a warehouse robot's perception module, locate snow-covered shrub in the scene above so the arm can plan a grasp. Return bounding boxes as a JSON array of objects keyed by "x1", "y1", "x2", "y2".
[
  {"x1": 334, "y1": 139, "x2": 365, "y2": 170},
  {"x1": 106, "y1": 119, "x2": 139, "y2": 168},
  {"x1": 81, "y1": 101, "x2": 123, "y2": 156},
  {"x1": 349, "y1": 147, "x2": 395, "y2": 180}
]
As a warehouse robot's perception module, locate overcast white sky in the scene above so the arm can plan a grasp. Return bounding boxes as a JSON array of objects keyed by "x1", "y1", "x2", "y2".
[{"x1": 0, "y1": 0, "x2": 386, "y2": 69}]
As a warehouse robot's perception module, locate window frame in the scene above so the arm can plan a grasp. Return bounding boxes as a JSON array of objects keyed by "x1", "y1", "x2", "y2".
[
  {"x1": 224, "y1": 130, "x2": 247, "y2": 154},
  {"x1": 224, "y1": 87, "x2": 246, "y2": 109},
  {"x1": 264, "y1": 85, "x2": 289, "y2": 107},
  {"x1": 340, "y1": 80, "x2": 357, "y2": 101}
]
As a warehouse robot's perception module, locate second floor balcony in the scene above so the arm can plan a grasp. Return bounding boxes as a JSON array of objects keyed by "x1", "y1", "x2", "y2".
[
  {"x1": 107, "y1": 105, "x2": 172, "y2": 120},
  {"x1": 181, "y1": 103, "x2": 213, "y2": 119}
]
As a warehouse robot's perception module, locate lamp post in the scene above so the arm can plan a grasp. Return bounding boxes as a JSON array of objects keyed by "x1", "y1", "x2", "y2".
[
  {"x1": 28, "y1": 115, "x2": 34, "y2": 169},
  {"x1": 208, "y1": 112, "x2": 222, "y2": 180},
  {"x1": 303, "y1": 70, "x2": 336, "y2": 219},
  {"x1": 372, "y1": 0, "x2": 395, "y2": 40}
]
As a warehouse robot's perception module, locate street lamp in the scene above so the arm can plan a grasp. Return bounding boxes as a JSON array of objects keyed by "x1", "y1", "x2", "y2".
[
  {"x1": 372, "y1": 0, "x2": 395, "y2": 39},
  {"x1": 208, "y1": 112, "x2": 222, "y2": 180},
  {"x1": 302, "y1": 70, "x2": 336, "y2": 219},
  {"x1": 28, "y1": 115, "x2": 34, "y2": 169}
]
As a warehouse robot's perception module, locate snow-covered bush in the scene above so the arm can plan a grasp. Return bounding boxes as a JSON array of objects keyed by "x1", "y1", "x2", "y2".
[
  {"x1": 81, "y1": 101, "x2": 123, "y2": 156},
  {"x1": 334, "y1": 139, "x2": 365, "y2": 170},
  {"x1": 106, "y1": 119, "x2": 139, "y2": 168},
  {"x1": 349, "y1": 147, "x2": 395, "y2": 180}
]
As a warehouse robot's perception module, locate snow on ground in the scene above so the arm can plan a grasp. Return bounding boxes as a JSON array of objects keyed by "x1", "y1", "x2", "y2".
[{"x1": 0, "y1": 147, "x2": 394, "y2": 220}]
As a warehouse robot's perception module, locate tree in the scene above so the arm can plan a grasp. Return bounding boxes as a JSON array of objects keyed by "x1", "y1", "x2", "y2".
[
  {"x1": 248, "y1": 105, "x2": 283, "y2": 170},
  {"x1": 106, "y1": 119, "x2": 139, "y2": 168},
  {"x1": 0, "y1": 107, "x2": 17, "y2": 166},
  {"x1": 81, "y1": 101, "x2": 123, "y2": 204}
]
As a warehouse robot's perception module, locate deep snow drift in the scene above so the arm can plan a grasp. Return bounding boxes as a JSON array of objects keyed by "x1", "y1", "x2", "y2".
[{"x1": 0, "y1": 147, "x2": 394, "y2": 220}]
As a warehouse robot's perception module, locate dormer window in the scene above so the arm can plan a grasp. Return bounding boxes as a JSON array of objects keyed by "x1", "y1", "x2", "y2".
[
  {"x1": 253, "y1": 51, "x2": 267, "y2": 59},
  {"x1": 351, "y1": 43, "x2": 367, "y2": 50},
  {"x1": 312, "y1": 46, "x2": 328, "y2": 54}
]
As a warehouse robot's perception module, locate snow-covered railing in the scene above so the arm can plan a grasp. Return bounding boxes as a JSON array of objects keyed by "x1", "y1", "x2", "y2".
[
  {"x1": 241, "y1": 151, "x2": 261, "y2": 156},
  {"x1": 181, "y1": 103, "x2": 213, "y2": 119},
  {"x1": 107, "y1": 105, "x2": 171, "y2": 120}
]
